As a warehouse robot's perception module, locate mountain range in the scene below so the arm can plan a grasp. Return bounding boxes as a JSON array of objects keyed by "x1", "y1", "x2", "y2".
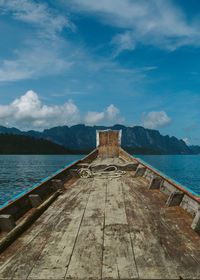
[
  {"x1": 0, "y1": 134, "x2": 77, "y2": 154},
  {"x1": 0, "y1": 124, "x2": 197, "y2": 155}
]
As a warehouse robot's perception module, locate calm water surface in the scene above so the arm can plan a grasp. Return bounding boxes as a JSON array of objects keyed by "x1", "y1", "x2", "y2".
[
  {"x1": 0, "y1": 154, "x2": 200, "y2": 206},
  {"x1": 136, "y1": 155, "x2": 200, "y2": 196},
  {"x1": 0, "y1": 155, "x2": 84, "y2": 206}
]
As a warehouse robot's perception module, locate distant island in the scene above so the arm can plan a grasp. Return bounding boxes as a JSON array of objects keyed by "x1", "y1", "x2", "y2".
[
  {"x1": 0, "y1": 124, "x2": 198, "y2": 155},
  {"x1": 0, "y1": 133, "x2": 161, "y2": 155},
  {"x1": 0, "y1": 134, "x2": 88, "y2": 155}
]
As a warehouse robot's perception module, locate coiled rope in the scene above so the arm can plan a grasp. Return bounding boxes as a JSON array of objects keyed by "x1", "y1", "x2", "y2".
[{"x1": 78, "y1": 165, "x2": 126, "y2": 179}]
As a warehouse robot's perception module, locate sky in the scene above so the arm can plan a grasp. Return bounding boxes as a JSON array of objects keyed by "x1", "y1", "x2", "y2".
[{"x1": 0, "y1": 0, "x2": 200, "y2": 145}]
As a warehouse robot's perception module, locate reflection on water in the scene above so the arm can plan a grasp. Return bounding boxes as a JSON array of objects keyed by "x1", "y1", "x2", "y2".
[
  {"x1": 136, "y1": 155, "x2": 200, "y2": 196},
  {"x1": 0, "y1": 155, "x2": 84, "y2": 205}
]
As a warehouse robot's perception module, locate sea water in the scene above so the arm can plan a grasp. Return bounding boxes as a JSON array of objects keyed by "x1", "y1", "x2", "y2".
[
  {"x1": 136, "y1": 155, "x2": 200, "y2": 196},
  {"x1": 0, "y1": 155, "x2": 84, "y2": 206},
  {"x1": 0, "y1": 154, "x2": 200, "y2": 206}
]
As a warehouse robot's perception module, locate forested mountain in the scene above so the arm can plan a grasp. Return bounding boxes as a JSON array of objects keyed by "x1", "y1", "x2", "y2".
[
  {"x1": 0, "y1": 134, "x2": 81, "y2": 154},
  {"x1": 0, "y1": 124, "x2": 194, "y2": 154},
  {"x1": 189, "y1": 145, "x2": 200, "y2": 155}
]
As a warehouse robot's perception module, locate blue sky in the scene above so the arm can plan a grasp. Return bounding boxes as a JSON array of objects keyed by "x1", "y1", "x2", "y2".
[{"x1": 0, "y1": 0, "x2": 200, "y2": 145}]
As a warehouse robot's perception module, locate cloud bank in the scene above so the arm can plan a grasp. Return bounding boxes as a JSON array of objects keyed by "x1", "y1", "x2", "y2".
[
  {"x1": 0, "y1": 0, "x2": 161, "y2": 84},
  {"x1": 142, "y1": 111, "x2": 171, "y2": 129},
  {"x1": 85, "y1": 104, "x2": 124, "y2": 125},
  {"x1": 183, "y1": 138, "x2": 190, "y2": 145},
  {"x1": 70, "y1": 0, "x2": 200, "y2": 54},
  {"x1": 0, "y1": 0, "x2": 73, "y2": 37},
  {"x1": 0, "y1": 90, "x2": 124, "y2": 130},
  {"x1": 0, "y1": 0, "x2": 74, "y2": 82}
]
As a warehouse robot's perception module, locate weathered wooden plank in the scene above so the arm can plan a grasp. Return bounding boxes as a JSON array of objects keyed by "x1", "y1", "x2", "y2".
[
  {"x1": 27, "y1": 179, "x2": 93, "y2": 280},
  {"x1": 102, "y1": 177, "x2": 138, "y2": 279},
  {"x1": 161, "y1": 206, "x2": 200, "y2": 250},
  {"x1": 0, "y1": 179, "x2": 84, "y2": 267},
  {"x1": 156, "y1": 219, "x2": 200, "y2": 278},
  {"x1": 0, "y1": 156, "x2": 200, "y2": 280},
  {"x1": 0, "y1": 179, "x2": 92, "y2": 280},
  {"x1": 122, "y1": 177, "x2": 178, "y2": 279},
  {"x1": 157, "y1": 209, "x2": 200, "y2": 277},
  {"x1": 65, "y1": 178, "x2": 106, "y2": 280},
  {"x1": 123, "y1": 175, "x2": 200, "y2": 279}
]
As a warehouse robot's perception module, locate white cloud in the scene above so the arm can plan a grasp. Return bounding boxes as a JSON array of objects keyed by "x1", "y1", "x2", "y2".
[
  {"x1": 0, "y1": 90, "x2": 80, "y2": 129},
  {"x1": 115, "y1": 66, "x2": 157, "y2": 74},
  {"x1": 85, "y1": 111, "x2": 105, "y2": 125},
  {"x1": 70, "y1": 0, "x2": 200, "y2": 54},
  {"x1": 0, "y1": 90, "x2": 125, "y2": 129},
  {"x1": 0, "y1": 0, "x2": 74, "y2": 38},
  {"x1": 0, "y1": 0, "x2": 75, "y2": 82},
  {"x1": 85, "y1": 104, "x2": 124, "y2": 125},
  {"x1": 142, "y1": 111, "x2": 171, "y2": 129},
  {"x1": 112, "y1": 31, "x2": 136, "y2": 56},
  {"x1": 0, "y1": 0, "x2": 158, "y2": 84},
  {"x1": 0, "y1": 40, "x2": 73, "y2": 82},
  {"x1": 183, "y1": 138, "x2": 190, "y2": 145},
  {"x1": 106, "y1": 104, "x2": 119, "y2": 121}
]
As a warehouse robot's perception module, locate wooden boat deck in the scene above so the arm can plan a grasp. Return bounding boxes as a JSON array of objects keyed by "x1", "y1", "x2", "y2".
[{"x1": 0, "y1": 167, "x2": 200, "y2": 279}]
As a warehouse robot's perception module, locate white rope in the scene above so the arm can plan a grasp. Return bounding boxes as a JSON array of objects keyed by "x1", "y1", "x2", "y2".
[{"x1": 78, "y1": 165, "x2": 126, "y2": 179}]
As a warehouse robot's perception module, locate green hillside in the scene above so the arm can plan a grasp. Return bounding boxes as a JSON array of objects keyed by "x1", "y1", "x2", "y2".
[{"x1": 0, "y1": 134, "x2": 80, "y2": 154}]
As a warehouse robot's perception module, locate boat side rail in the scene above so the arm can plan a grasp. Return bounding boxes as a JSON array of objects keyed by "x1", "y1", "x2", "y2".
[
  {"x1": 132, "y1": 155, "x2": 200, "y2": 234},
  {"x1": 80, "y1": 148, "x2": 98, "y2": 163},
  {"x1": 133, "y1": 157, "x2": 200, "y2": 202},
  {"x1": 0, "y1": 148, "x2": 99, "y2": 235},
  {"x1": 119, "y1": 147, "x2": 200, "y2": 234},
  {"x1": 0, "y1": 159, "x2": 80, "y2": 228}
]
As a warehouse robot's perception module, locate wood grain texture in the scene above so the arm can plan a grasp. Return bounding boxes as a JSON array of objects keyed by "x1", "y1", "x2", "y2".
[
  {"x1": 66, "y1": 178, "x2": 106, "y2": 280},
  {"x1": 28, "y1": 179, "x2": 93, "y2": 280},
  {"x1": 0, "y1": 171, "x2": 200, "y2": 280},
  {"x1": 0, "y1": 179, "x2": 92, "y2": 280},
  {"x1": 102, "y1": 178, "x2": 138, "y2": 279},
  {"x1": 123, "y1": 175, "x2": 200, "y2": 279}
]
